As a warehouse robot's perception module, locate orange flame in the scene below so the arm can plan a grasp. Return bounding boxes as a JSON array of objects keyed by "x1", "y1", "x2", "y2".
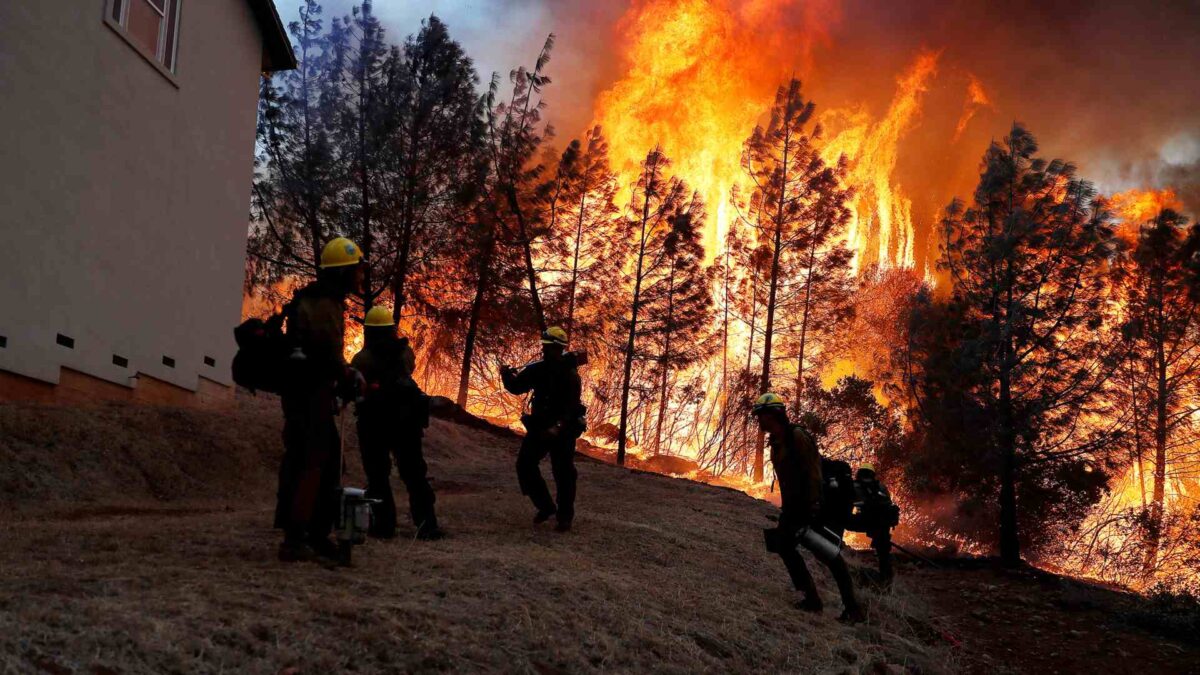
[
  {"x1": 821, "y1": 51, "x2": 939, "y2": 272},
  {"x1": 1111, "y1": 187, "x2": 1182, "y2": 222},
  {"x1": 594, "y1": 0, "x2": 936, "y2": 275},
  {"x1": 593, "y1": 0, "x2": 840, "y2": 255},
  {"x1": 953, "y1": 74, "x2": 991, "y2": 141}
]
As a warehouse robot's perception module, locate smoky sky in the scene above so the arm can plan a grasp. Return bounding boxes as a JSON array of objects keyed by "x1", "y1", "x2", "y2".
[{"x1": 275, "y1": 0, "x2": 1200, "y2": 220}]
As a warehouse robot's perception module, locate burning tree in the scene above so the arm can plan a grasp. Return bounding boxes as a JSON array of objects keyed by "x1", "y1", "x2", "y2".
[
  {"x1": 481, "y1": 35, "x2": 557, "y2": 331},
  {"x1": 920, "y1": 124, "x2": 1122, "y2": 565},
  {"x1": 615, "y1": 148, "x2": 704, "y2": 465},
  {"x1": 543, "y1": 127, "x2": 624, "y2": 346},
  {"x1": 1115, "y1": 209, "x2": 1200, "y2": 577},
  {"x1": 737, "y1": 78, "x2": 853, "y2": 481},
  {"x1": 641, "y1": 208, "x2": 716, "y2": 455}
]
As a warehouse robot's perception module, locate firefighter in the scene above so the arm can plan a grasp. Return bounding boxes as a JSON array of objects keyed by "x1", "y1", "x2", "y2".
[
  {"x1": 848, "y1": 463, "x2": 896, "y2": 586},
  {"x1": 351, "y1": 305, "x2": 443, "y2": 541},
  {"x1": 275, "y1": 237, "x2": 364, "y2": 563},
  {"x1": 754, "y1": 393, "x2": 864, "y2": 623},
  {"x1": 500, "y1": 327, "x2": 586, "y2": 532}
]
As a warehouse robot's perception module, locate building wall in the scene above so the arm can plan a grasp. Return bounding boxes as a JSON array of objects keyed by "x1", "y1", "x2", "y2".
[{"x1": 0, "y1": 0, "x2": 265, "y2": 398}]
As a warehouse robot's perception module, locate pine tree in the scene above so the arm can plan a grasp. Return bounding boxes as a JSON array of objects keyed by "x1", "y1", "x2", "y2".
[
  {"x1": 641, "y1": 208, "x2": 715, "y2": 455},
  {"x1": 324, "y1": 1, "x2": 393, "y2": 311},
  {"x1": 249, "y1": 0, "x2": 341, "y2": 288},
  {"x1": 1116, "y1": 209, "x2": 1200, "y2": 575},
  {"x1": 615, "y1": 148, "x2": 701, "y2": 465},
  {"x1": 937, "y1": 124, "x2": 1121, "y2": 564},
  {"x1": 481, "y1": 36, "x2": 556, "y2": 330},
  {"x1": 738, "y1": 78, "x2": 852, "y2": 481},
  {"x1": 556, "y1": 127, "x2": 623, "y2": 342},
  {"x1": 379, "y1": 15, "x2": 483, "y2": 322}
]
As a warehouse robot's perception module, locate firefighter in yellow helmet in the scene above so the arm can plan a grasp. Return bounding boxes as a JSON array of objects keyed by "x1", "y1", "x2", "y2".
[
  {"x1": 753, "y1": 392, "x2": 864, "y2": 623},
  {"x1": 274, "y1": 236, "x2": 365, "y2": 564},
  {"x1": 500, "y1": 326, "x2": 586, "y2": 531},
  {"x1": 350, "y1": 305, "x2": 443, "y2": 540},
  {"x1": 846, "y1": 462, "x2": 898, "y2": 586}
]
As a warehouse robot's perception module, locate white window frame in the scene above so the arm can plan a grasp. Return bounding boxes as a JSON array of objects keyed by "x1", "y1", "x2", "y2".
[{"x1": 104, "y1": 0, "x2": 183, "y2": 84}]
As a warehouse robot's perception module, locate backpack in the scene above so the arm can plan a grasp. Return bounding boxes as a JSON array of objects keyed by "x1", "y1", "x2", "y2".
[
  {"x1": 231, "y1": 313, "x2": 290, "y2": 394},
  {"x1": 819, "y1": 456, "x2": 855, "y2": 526},
  {"x1": 854, "y1": 478, "x2": 901, "y2": 529}
]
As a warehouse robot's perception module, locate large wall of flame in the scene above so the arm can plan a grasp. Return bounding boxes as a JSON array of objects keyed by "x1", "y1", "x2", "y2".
[{"x1": 582, "y1": 0, "x2": 1200, "y2": 272}]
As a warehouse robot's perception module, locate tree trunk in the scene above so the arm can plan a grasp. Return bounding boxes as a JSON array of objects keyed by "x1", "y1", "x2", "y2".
[
  {"x1": 998, "y1": 273, "x2": 1020, "y2": 566},
  {"x1": 457, "y1": 231, "x2": 496, "y2": 407},
  {"x1": 717, "y1": 243, "x2": 731, "y2": 466},
  {"x1": 505, "y1": 185, "x2": 546, "y2": 331},
  {"x1": 566, "y1": 189, "x2": 588, "y2": 337},
  {"x1": 792, "y1": 236, "x2": 819, "y2": 415},
  {"x1": 1144, "y1": 309, "x2": 1169, "y2": 576},
  {"x1": 754, "y1": 220, "x2": 785, "y2": 482},
  {"x1": 617, "y1": 178, "x2": 655, "y2": 466},
  {"x1": 653, "y1": 259, "x2": 677, "y2": 455}
]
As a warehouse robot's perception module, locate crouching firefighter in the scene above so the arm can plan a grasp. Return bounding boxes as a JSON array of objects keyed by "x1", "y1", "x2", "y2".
[
  {"x1": 274, "y1": 237, "x2": 364, "y2": 563},
  {"x1": 500, "y1": 327, "x2": 587, "y2": 532},
  {"x1": 755, "y1": 393, "x2": 865, "y2": 623},
  {"x1": 351, "y1": 305, "x2": 443, "y2": 541},
  {"x1": 847, "y1": 463, "x2": 899, "y2": 586}
]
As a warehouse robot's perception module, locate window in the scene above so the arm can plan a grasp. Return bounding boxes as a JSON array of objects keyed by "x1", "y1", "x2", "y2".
[
  {"x1": 162, "y1": 356, "x2": 176, "y2": 368},
  {"x1": 113, "y1": 354, "x2": 130, "y2": 368},
  {"x1": 107, "y1": 0, "x2": 181, "y2": 73},
  {"x1": 203, "y1": 356, "x2": 216, "y2": 368},
  {"x1": 56, "y1": 334, "x2": 75, "y2": 349}
]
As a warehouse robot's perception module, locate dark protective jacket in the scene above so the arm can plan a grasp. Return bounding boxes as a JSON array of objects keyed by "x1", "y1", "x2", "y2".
[
  {"x1": 769, "y1": 425, "x2": 823, "y2": 530},
  {"x1": 351, "y1": 334, "x2": 427, "y2": 431},
  {"x1": 851, "y1": 477, "x2": 900, "y2": 531},
  {"x1": 501, "y1": 357, "x2": 583, "y2": 430},
  {"x1": 286, "y1": 280, "x2": 348, "y2": 382}
]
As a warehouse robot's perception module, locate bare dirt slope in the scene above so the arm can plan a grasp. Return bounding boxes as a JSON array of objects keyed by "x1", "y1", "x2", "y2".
[{"x1": 0, "y1": 396, "x2": 1195, "y2": 674}]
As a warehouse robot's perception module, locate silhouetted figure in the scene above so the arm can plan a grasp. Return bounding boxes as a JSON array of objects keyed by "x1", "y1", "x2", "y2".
[
  {"x1": 275, "y1": 237, "x2": 364, "y2": 564},
  {"x1": 501, "y1": 327, "x2": 586, "y2": 532},
  {"x1": 755, "y1": 393, "x2": 864, "y2": 623},
  {"x1": 352, "y1": 305, "x2": 442, "y2": 541},
  {"x1": 848, "y1": 464, "x2": 897, "y2": 586}
]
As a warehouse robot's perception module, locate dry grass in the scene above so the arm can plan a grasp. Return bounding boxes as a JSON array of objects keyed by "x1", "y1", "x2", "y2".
[{"x1": 0, "y1": 396, "x2": 956, "y2": 673}]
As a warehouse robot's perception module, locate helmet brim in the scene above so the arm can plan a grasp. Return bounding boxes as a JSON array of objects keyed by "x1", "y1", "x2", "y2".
[{"x1": 319, "y1": 258, "x2": 363, "y2": 269}]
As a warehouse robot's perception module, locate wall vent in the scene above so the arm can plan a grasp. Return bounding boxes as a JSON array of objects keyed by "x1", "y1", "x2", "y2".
[
  {"x1": 112, "y1": 354, "x2": 129, "y2": 368},
  {"x1": 56, "y1": 334, "x2": 75, "y2": 348},
  {"x1": 162, "y1": 355, "x2": 176, "y2": 368},
  {"x1": 0, "y1": 335, "x2": 7, "y2": 348},
  {"x1": 203, "y1": 356, "x2": 216, "y2": 367}
]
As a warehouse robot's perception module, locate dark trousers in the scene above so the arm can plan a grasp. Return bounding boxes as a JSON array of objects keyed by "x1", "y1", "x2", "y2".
[
  {"x1": 275, "y1": 384, "x2": 341, "y2": 543},
  {"x1": 358, "y1": 421, "x2": 437, "y2": 537},
  {"x1": 777, "y1": 522, "x2": 859, "y2": 611},
  {"x1": 516, "y1": 429, "x2": 577, "y2": 522},
  {"x1": 869, "y1": 528, "x2": 894, "y2": 583},
  {"x1": 842, "y1": 516, "x2": 895, "y2": 584}
]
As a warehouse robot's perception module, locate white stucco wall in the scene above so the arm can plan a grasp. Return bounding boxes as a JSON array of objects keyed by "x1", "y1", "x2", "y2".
[{"x1": 0, "y1": 1, "x2": 265, "y2": 392}]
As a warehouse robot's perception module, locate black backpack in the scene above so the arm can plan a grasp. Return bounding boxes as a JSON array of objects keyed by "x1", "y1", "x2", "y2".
[
  {"x1": 231, "y1": 313, "x2": 290, "y2": 394},
  {"x1": 819, "y1": 456, "x2": 856, "y2": 526},
  {"x1": 854, "y1": 479, "x2": 901, "y2": 529}
]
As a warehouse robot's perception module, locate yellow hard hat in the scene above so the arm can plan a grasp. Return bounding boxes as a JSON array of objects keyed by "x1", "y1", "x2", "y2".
[
  {"x1": 541, "y1": 326, "x2": 568, "y2": 346},
  {"x1": 320, "y1": 237, "x2": 363, "y2": 269},
  {"x1": 364, "y1": 305, "x2": 394, "y2": 327},
  {"x1": 752, "y1": 392, "x2": 786, "y2": 415},
  {"x1": 859, "y1": 463, "x2": 876, "y2": 474}
]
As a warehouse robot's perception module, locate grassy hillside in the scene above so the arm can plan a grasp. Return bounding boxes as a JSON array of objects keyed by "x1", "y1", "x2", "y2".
[
  {"x1": 1, "y1": 396, "x2": 1195, "y2": 673},
  {"x1": 0, "y1": 395, "x2": 958, "y2": 673}
]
